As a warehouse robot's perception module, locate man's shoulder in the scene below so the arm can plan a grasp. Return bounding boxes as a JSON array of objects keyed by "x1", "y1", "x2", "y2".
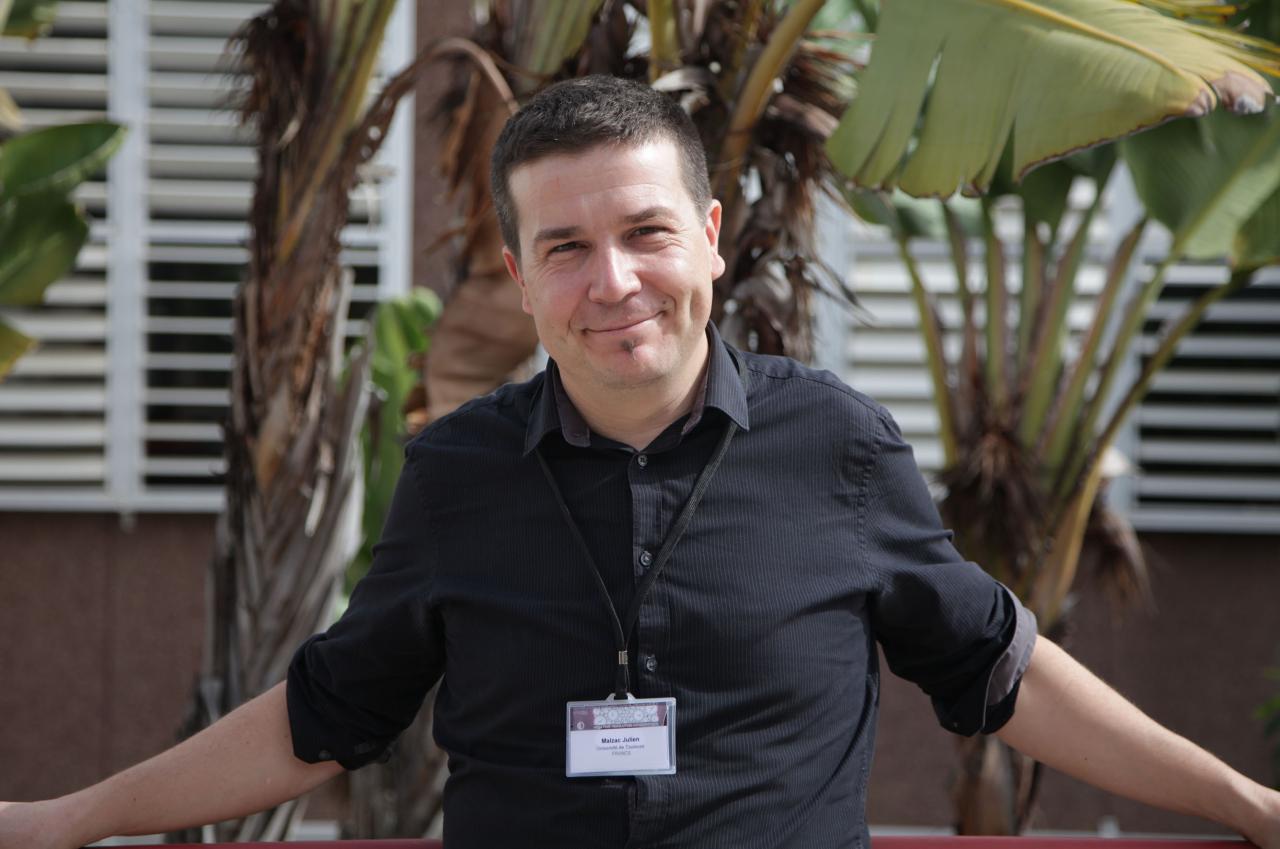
[
  {"x1": 739, "y1": 349, "x2": 891, "y2": 427},
  {"x1": 405, "y1": 372, "x2": 542, "y2": 456}
]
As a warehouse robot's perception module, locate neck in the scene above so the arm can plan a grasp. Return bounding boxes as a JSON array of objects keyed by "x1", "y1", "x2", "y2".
[{"x1": 560, "y1": 335, "x2": 710, "y2": 451}]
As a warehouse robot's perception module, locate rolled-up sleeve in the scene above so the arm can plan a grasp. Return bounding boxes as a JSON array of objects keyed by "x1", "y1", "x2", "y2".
[
  {"x1": 287, "y1": 450, "x2": 443, "y2": 768},
  {"x1": 860, "y1": 410, "x2": 1037, "y2": 736}
]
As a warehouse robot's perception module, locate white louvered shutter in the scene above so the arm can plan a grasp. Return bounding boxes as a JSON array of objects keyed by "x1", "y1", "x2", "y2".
[
  {"x1": 0, "y1": 0, "x2": 414, "y2": 511},
  {"x1": 1128, "y1": 259, "x2": 1280, "y2": 533},
  {"x1": 0, "y1": 1, "x2": 112, "y2": 502}
]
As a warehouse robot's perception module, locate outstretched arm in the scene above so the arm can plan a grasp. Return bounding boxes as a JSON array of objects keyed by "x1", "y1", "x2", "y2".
[
  {"x1": 0, "y1": 681, "x2": 342, "y2": 849},
  {"x1": 997, "y1": 637, "x2": 1280, "y2": 848}
]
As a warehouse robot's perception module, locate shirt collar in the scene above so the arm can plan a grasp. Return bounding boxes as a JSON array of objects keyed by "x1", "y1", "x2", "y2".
[{"x1": 523, "y1": 322, "x2": 750, "y2": 456}]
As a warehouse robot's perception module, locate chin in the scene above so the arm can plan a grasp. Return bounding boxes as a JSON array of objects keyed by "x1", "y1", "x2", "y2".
[{"x1": 595, "y1": 352, "x2": 673, "y2": 389}]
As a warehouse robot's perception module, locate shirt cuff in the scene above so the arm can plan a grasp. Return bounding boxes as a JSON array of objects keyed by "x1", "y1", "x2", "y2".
[
  {"x1": 933, "y1": 583, "x2": 1037, "y2": 736},
  {"x1": 286, "y1": 635, "x2": 397, "y2": 770}
]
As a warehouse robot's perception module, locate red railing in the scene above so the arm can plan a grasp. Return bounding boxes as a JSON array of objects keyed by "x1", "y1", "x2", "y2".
[{"x1": 140, "y1": 838, "x2": 1253, "y2": 849}]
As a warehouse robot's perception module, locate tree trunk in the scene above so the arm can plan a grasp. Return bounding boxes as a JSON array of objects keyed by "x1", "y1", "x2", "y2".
[
  {"x1": 951, "y1": 733, "x2": 1042, "y2": 835},
  {"x1": 167, "y1": 0, "x2": 421, "y2": 839},
  {"x1": 342, "y1": 691, "x2": 448, "y2": 838}
]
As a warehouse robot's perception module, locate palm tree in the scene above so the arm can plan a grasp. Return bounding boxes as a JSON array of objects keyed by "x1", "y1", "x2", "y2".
[
  {"x1": 861, "y1": 101, "x2": 1280, "y2": 830},
  {"x1": 170, "y1": 0, "x2": 426, "y2": 839},
  {"x1": 840, "y1": 2, "x2": 1280, "y2": 827}
]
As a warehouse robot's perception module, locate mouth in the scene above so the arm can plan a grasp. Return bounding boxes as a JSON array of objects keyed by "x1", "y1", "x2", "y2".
[{"x1": 586, "y1": 315, "x2": 657, "y2": 334}]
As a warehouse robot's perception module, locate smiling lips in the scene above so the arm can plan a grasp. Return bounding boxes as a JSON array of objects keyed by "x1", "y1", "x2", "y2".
[{"x1": 585, "y1": 315, "x2": 659, "y2": 334}]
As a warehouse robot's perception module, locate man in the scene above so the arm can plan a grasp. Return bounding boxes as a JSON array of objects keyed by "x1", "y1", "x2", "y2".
[{"x1": 1, "y1": 75, "x2": 1277, "y2": 849}]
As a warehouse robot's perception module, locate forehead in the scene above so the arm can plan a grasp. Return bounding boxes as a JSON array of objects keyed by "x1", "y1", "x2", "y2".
[{"x1": 507, "y1": 140, "x2": 696, "y2": 228}]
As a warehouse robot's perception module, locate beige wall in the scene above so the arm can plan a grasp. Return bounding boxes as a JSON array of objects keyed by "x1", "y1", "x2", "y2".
[{"x1": 1, "y1": 513, "x2": 1275, "y2": 835}]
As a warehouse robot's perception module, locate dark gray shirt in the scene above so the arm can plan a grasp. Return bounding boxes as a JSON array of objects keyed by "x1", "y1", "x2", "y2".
[{"x1": 287, "y1": 323, "x2": 1036, "y2": 849}]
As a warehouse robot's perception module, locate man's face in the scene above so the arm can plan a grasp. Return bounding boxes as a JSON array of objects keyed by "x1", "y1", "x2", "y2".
[{"x1": 502, "y1": 140, "x2": 725, "y2": 396}]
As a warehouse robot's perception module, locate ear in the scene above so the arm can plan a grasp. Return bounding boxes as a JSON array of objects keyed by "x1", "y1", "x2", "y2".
[
  {"x1": 503, "y1": 245, "x2": 534, "y2": 315},
  {"x1": 704, "y1": 199, "x2": 726, "y2": 280}
]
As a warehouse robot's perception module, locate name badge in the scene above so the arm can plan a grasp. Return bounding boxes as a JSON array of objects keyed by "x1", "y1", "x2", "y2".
[{"x1": 565, "y1": 695, "x2": 677, "y2": 777}]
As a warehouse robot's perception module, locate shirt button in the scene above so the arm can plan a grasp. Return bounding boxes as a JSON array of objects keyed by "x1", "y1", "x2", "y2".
[
  {"x1": 643, "y1": 654, "x2": 658, "y2": 672},
  {"x1": 636, "y1": 453, "x2": 649, "y2": 468},
  {"x1": 639, "y1": 549, "x2": 654, "y2": 568}
]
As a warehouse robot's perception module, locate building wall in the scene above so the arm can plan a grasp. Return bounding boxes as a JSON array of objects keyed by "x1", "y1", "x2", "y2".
[
  {"x1": 0, "y1": 514, "x2": 210, "y2": 801},
  {"x1": 867, "y1": 532, "x2": 1280, "y2": 833},
  {"x1": 1, "y1": 515, "x2": 1276, "y2": 836}
]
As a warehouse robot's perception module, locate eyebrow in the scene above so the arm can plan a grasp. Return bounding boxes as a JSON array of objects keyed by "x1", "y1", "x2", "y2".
[{"x1": 531, "y1": 206, "x2": 680, "y2": 246}]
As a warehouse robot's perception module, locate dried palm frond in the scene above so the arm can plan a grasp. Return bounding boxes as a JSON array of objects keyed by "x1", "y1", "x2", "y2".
[
  {"x1": 172, "y1": 0, "x2": 420, "y2": 840},
  {"x1": 405, "y1": 0, "x2": 863, "y2": 430}
]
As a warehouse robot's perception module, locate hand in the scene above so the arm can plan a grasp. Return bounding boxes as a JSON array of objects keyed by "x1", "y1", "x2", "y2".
[{"x1": 0, "y1": 800, "x2": 79, "y2": 849}]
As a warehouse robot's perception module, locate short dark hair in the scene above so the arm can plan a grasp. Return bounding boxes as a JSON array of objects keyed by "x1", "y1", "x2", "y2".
[{"x1": 490, "y1": 74, "x2": 712, "y2": 258}]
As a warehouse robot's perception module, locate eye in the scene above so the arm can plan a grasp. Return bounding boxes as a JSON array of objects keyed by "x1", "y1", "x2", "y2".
[
  {"x1": 548, "y1": 241, "x2": 582, "y2": 256},
  {"x1": 630, "y1": 225, "x2": 666, "y2": 238}
]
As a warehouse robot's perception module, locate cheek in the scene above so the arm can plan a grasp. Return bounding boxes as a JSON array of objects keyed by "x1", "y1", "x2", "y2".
[{"x1": 528, "y1": 279, "x2": 581, "y2": 327}]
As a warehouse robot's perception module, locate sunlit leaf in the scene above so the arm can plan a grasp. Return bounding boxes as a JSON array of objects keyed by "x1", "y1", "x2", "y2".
[
  {"x1": 0, "y1": 194, "x2": 88, "y2": 305},
  {"x1": 828, "y1": 0, "x2": 1274, "y2": 198},
  {"x1": 0, "y1": 121, "x2": 126, "y2": 198}
]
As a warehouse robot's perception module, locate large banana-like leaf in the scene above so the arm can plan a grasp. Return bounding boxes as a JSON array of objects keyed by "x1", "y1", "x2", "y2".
[
  {"x1": 0, "y1": 121, "x2": 126, "y2": 199},
  {"x1": 828, "y1": 0, "x2": 1275, "y2": 197},
  {"x1": 1122, "y1": 107, "x2": 1280, "y2": 261},
  {"x1": 848, "y1": 186, "x2": 982, "y2": 241},
  {"x1": 0, "y1": 193, "x2": 87, "y2": 305},
  {"x1": 1234, "y1": 182, "x2": 1280, "y2": 269}
]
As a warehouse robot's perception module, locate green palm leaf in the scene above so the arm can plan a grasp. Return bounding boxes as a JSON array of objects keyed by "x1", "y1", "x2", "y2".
[
  {"x1": 0, "y1": 121, "x2": 126, "y2": 199},
  {"x1": 827, "y1": 0, "x2": 1274, "y2": 197},
  {"x1": 1121, "y1": 108, "x2": 1280, "y2": 261},
  {"x1": 0, "y1": 194, "x2": 88, "y2": 306},
  {"x1": 1234, "y1": 183, "x2": 1280, "y2": 269}
]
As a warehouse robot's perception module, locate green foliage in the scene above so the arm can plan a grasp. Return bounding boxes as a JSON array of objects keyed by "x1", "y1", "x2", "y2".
[
  {"x1": 852, "y1": 103, "x2": 1280, "y2": 631},
  {"x1": 1, "y1": 0, "x2": 62, "y2": 133},
  {"x1": 0, "y1": 120, "x2": 124, "y2": 196},
  {"x1": 827, "y1": 0, "x2": 1275, "y2": 198},
  {"x1": 345, "y1": 289, "x2": 442, "y2": 597},
  {"x1": 2, "y1": 0, "x2": 59, "y2": 38},
  {"x1": 0, "y1": 120, "x2": 126, "y2": 379},
  {"x1": 1122, "y1": 108, "x2": 1280, "y2": 264}
]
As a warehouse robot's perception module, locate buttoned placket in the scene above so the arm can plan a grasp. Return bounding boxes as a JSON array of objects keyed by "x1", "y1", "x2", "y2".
[{"x1": 626, "y1": 443, "x2": 675, "y2": 846}]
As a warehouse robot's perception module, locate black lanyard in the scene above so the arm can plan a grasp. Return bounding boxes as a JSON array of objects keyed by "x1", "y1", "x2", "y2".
[{"x1": 534, "y1": 353, "x2": 745, "y2": 699}]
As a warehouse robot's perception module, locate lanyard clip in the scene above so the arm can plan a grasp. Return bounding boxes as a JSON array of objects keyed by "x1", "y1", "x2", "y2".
[{"x1": 615, "y1": 651, "x2": 631, "y2": 700}]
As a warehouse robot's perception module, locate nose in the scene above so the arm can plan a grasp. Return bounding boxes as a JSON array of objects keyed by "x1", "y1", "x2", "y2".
[{"x1": 587, "y1": 244, "x2": 642, "y2": 304}]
